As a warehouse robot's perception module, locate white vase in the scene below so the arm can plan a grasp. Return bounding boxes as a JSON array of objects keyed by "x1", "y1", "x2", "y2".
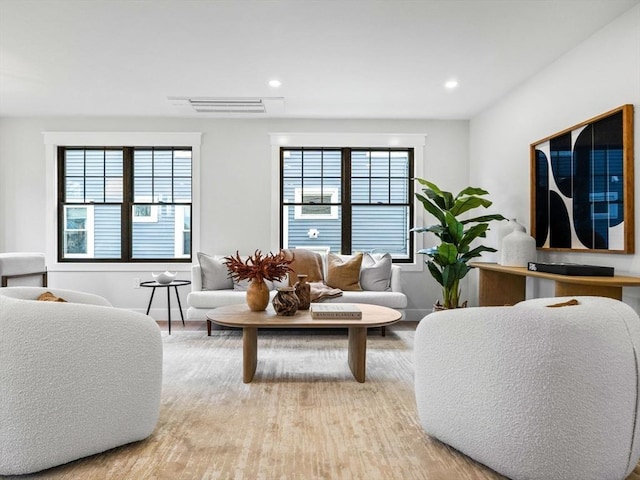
[
  {"x1": 498, "y1": 219, "x2": 524, "y2": 265},
  {"x1": 501, "y1": 228, "x2": 537, "y2": 267}
]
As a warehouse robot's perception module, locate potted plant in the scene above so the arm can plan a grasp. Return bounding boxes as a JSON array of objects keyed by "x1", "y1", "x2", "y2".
[
  {"x1": 224, "y1": 250, "x2": 294, "y2": 311},
  {"x1": 413, "y1": 178, "x2": 505, "y2": 309}
]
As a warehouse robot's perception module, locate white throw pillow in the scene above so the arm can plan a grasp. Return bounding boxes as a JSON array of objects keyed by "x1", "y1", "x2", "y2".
[
  {"x1": 359, "y1": 253, "x2": 392, "y2": 291},
  {"x1": 197, "y1": 252, "x2": 234, "y2": 290}
]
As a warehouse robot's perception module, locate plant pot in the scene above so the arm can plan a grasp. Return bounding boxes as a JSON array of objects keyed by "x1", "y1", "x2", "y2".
[
  {"x1": 433, "y1": 300, "x2": 468, "y2": 312},
  {"x1": 246, "y1": 278, "x2": 270, "y2": 311}
]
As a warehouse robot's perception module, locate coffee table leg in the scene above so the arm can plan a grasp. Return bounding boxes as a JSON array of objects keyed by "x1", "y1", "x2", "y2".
[
  {"x1": 243, "y1": 327, "x2": 258, "y2": 383},
  {"x1": 348, "y1": 326, "x2": 367, "y2": 383}
]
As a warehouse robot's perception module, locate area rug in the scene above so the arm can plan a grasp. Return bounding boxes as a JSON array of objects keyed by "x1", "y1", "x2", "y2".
[{"x1": 10, "y1": 326, "x2": 505, "y2": 479}]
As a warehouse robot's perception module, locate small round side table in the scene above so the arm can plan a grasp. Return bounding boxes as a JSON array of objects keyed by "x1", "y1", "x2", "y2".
[{"x1": 140, "y1": 279, "x2": 191, "y2": 334}]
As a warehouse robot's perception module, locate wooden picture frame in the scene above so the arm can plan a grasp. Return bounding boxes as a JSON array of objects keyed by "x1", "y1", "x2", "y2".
[{"x1": 530, "y1": 104, "x2": 634, "y2": 253}]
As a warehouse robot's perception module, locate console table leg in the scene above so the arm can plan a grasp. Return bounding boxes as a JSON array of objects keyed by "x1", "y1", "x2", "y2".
[
  {"x1": 243, "y1": 327, "x2": 258, "y2": 383},
  {"x1": 348, "y1": 327, "x2": 367, "y2": 383},
  {"x1": 478, "y1": 269, "x2": 526, "y2": 306}
]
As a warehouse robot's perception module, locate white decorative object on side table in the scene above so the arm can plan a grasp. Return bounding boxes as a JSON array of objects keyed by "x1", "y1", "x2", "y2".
[{"x1": 500, "y1": 221, "x2": 536, "y2": 267}]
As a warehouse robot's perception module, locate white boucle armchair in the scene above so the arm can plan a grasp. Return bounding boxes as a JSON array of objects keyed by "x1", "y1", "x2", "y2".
[
  {"x1": 0, "y1": 287, "x2": 163, "y2": 476},
  {"x1": 414, "y1": 296, "x2": 640, "y2": 480}
]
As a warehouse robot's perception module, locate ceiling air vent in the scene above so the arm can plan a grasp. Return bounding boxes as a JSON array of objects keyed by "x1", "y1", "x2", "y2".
[{"x1": 168, "y1": 97, "x2": 285, "y2": 115}]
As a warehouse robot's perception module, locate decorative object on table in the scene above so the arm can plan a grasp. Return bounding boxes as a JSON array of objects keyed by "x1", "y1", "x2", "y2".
[
  {"x1": 500, "y1": 222, "x2": 536, "y2": 267},
  {"x1": 152, "y1": 271, "x2": 177, "y2": 284},
  {"x1": 272, "y1": 286, "x2": 299, "y2": 316},
  {"x1": 224, "y1": 250, "x2": 294, "y2": 311},
  {"x1": 531, "y1": 104, "x2": 634, "y2": 253},
  {"x1": 309, "y1": 303, "x2": 362, "y2": 320},
  {"x1": 497, "y1": 218, "x2": 522, "y2": 264},
  {"x1": 413, "y1": 178, "x2": 505, "y2": 309},
  {"x1": 293, "y1": 274, "x2": 311, "y2": 310}
]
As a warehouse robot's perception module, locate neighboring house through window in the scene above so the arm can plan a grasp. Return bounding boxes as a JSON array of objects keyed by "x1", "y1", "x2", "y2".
[
  {"x1": 280, "y1": 147, "x2": 415, "y2": 262},
  {"x1": 56, "y1": 143, "x2": 194, "y2": 262}
]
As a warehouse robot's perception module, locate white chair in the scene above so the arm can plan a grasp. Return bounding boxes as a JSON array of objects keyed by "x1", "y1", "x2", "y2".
[
  {"x1": 0, "y1": 252, "x2": 47, "y2": 287},
  {"x1": 0, "y1": 287, "x2": 163, "y2": 475},
  {"x1": 414, "y1": 296, "x2": 640, "y2": 480}
]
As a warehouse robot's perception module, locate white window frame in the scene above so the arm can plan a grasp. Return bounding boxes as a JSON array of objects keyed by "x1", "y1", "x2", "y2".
[
  {"x1": 44, "y1": 132, "x2": 201, "y2": 272},
  {"x1": 294, "y1": 187, "x2": 339, "y2": 220},
  {"x1": 174, "y1": 205, "x2": 191, "y2": 258},
  {"x1": 63, "y1": 205, "x2": 95, "y2": 258}
]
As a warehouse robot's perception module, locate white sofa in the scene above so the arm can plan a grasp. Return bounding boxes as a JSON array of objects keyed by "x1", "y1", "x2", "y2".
[
  {"x1": 0, "y1": 287, "x2": 163, "y2": 475},
  {"x1": 187, "y1": 252, "x2": 408, "y2": 333},
  {"x1": 414, "y1": 296, "x2": 640, "y2": 480}
]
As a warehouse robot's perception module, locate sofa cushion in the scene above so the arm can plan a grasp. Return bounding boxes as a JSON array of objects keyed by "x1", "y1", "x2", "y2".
[
  {"x1": 326, "y1": 253, "x2": 362, "y2": 291},
  {"x1": 360, "y1": 253, "x2": 392, "y2": 291},
  {"x1": 197, "y1": 252, "x2": 233, "y2": 291},
  {"x1": 283, "y1": 249, "x2": 324, "y2": 286},
  {"x1": 36, "y1": 291, "x2": 67, "y2": 302}
]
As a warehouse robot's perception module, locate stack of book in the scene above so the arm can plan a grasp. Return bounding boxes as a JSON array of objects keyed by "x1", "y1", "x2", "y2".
[{"x1": 309, "y1": 303, "x2": 362, "y2": 320}]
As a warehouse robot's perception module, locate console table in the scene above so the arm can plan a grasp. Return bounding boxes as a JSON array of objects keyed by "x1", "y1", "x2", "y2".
[{"x1": 470, "y1": 262, "x2": 640, "y2": 306}]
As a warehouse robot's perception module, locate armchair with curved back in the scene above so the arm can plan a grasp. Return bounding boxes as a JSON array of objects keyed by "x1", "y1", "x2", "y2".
[{"x1": 0, "y1": 287, "x2": 163, "y2": 475}]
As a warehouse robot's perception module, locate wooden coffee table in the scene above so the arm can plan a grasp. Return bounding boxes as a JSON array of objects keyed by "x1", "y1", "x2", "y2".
[{"x1": 206, "y1": 303, "x2": 402, "y2": 383}]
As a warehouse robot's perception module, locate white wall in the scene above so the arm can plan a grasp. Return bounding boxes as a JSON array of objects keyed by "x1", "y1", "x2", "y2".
[
  {"x1": 0, "y1": 117, "x2": 469, "y2": 319},
  {"x1": 469, "y1": 5, "x2": 640, "y2": 308}
]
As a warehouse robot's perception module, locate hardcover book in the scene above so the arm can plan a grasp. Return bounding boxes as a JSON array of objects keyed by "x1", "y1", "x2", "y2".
[{"x1": 309, "y1": 303, "x2": 362, "y2": 320}]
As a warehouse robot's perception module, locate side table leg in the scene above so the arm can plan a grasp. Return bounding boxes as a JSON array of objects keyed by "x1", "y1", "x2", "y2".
[
  {"x1": 243, "y1": 327, "x2": 258, "y2": 383},
  {"x1": 145, "y1": 287, "x2": 156, "y2": 315},
  {"x1": 348, "y1": 326, "x2": 367, "y2": 383},
  {"x1": 174, "y1": 286, "x2": 186, "y2": 326},
  {"x1": 167, "y1": 287, "x2": 172, "y2": 335}
]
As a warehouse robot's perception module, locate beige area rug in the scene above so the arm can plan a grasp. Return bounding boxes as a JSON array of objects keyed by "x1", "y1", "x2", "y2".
[
  {"x1": 10, "y1": 324, "x2": 503, "y2": 480},
  {"x1": 4, "y1": 325, "x2": 564, "y2": 480}
]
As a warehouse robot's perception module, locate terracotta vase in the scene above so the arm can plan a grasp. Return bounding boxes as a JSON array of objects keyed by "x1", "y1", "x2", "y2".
[
  {"x1": 272, "y1": 287, "x2": 299, "y2": 316},
  {"x1": 294, "y1": 274, "x2": 311, "y2": 310},
  {"x1": 246, "y1": 278, "x2": 270, "y2": 311}
]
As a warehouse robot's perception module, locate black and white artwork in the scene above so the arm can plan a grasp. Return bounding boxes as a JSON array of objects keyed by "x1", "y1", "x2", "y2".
[{"x1": 531, "y1": 105, "x2": 634, "y2": 253}]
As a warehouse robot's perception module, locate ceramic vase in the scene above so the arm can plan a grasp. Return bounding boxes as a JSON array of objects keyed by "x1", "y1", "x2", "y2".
[
  {"x1": 272, "y1": 287, "x2": 299, "y2": 316},
  {"x1": 246, "y1": 278, "x2": 270, "y2": 311},
  {"x1": 294, "y1": 274, "x2": 311, "y2": 310},
  {"x1": 501, "y1": 225, "x2": 537, "y2": 268},
  {"x1": 497, "y1": 219, "x2": 524, "y2": 265}
]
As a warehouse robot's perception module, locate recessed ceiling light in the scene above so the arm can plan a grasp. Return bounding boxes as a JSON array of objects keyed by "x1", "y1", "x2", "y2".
[
  {"x1": 445, "y1": 79, "x2": 459, "y2": 89},
  {"x1": 269, "y1": 79, "x2": 282, "y2": 88}
]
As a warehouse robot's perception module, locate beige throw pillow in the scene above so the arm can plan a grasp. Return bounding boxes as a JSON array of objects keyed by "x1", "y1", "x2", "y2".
[
  {"x1": 326, "y1": 253, "x2": 363, "y2": 291},
  {"x1": 282, "y1": 248, "x2": 325, "y2": 286},
  {"x1": 36, "y1": 291, "x2": 67, "y2": 302}
]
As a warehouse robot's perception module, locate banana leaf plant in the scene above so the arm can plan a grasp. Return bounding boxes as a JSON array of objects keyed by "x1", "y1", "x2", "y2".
[{"x1": 414, "y1": 178, "x2": 505, "y2": 309}]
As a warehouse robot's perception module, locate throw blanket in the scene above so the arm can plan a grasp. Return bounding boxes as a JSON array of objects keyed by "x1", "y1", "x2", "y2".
[
  {"x1": 309, "y1": 282, "x2": 343, "y2": 302},
  {"x1": 282, "y1": 249, "x2": 325, "y2": 286}
]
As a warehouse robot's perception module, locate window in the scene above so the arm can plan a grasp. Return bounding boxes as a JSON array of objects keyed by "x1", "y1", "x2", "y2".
[
  {"x1": 58, "y1": 147, "x2": 192, "y2": 262},
  {"x1": 63, "y1": 205, "x2": 94, "y2": 258},
  {"x1": 294, "y1": 187, "x2": 339, "y2": 219},
  {"x1": 280, "y1": 147, "x2": 414, "y2": 262}
]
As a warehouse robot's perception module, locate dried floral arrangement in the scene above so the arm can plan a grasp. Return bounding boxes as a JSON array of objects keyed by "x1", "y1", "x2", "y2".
[{"x1": 223, "y1": 250, "x2": 294, "y2": 283}]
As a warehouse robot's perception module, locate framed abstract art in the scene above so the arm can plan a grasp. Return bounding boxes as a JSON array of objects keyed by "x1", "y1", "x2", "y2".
[{"x1": 530, "y1": 105, "x2": 634, "y2": 253}]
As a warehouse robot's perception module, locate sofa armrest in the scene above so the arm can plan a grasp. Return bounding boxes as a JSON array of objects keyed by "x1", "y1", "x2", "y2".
[
  {"x1": 389, "y1": 265, "x2": 402, "y2": 292},
  {"x1": 191, "y1": 264, "x2": 202, "y2": 291}
]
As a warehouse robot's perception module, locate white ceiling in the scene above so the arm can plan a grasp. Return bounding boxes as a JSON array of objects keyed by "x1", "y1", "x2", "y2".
[{"x1": 0, "y1": 0, "x2": 638, "y2": 119}]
